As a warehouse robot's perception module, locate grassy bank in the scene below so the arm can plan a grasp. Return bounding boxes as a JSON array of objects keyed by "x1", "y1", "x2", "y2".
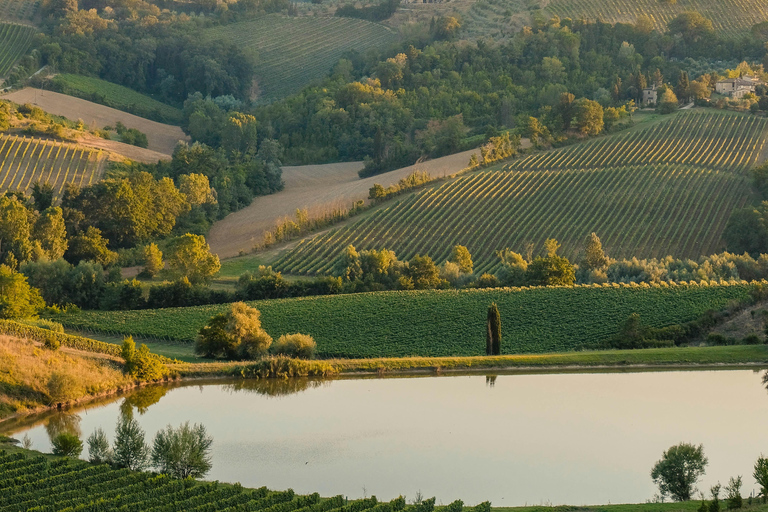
[{"x1": 52, "y1": 282, "x2": 754, "y2": 358}]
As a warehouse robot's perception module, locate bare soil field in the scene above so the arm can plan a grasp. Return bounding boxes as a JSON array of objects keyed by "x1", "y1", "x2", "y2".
[
  {"x1": 78, "y1": 133, "x2": 171, "y2": 164},
  {"x1": 1, "y1": 88, "x2": 188, "y2": 155},
  {"x1": 207, "y1": 149, "x2": 481, "y2": 259}
]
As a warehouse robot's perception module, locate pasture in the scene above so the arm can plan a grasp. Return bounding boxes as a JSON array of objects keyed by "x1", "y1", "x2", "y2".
[
  {"x1": 273, "y1": 110, "x2": 765, "y2": 274},
  {"x1": 0, "y1": 23, "x2": 35, "y2": 77},
  {"x1": 0, "y1": 135, "x2": 106, "y2": 200},
  {"x1": 52, "y1": 282, "x2": 753, "y2": 358},
  {"x1": 204, "y1": 14, "x2": 400, "y2": 101}
]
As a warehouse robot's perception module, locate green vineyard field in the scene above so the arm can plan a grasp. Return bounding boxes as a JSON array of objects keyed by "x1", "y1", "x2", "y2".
[
  {"x1": 0, "y1": 23, "x2": 35, "y2": 77},
  {"x1": 54, "y1": 282, "x2": 753, "y2": 358},
  {"x1": 274, "y1": 111, "x2": 765, "y2": 275},
  {"x1": 0, "y1": 0, "x2": 39, "y2": 23},
  {"x1": 204, "y1": 14, "x2": 400, "y2": 101},
  {"x1": 0, "y1": 135, "x2": 106, "y2": 200},
  {"x1": 0, "y1": 450, "x2": 419, "y2": 512}
]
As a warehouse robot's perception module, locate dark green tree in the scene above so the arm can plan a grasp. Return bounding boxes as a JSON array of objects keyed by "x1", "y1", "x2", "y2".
[
  {"x1": 113, "y1": 417, "x2": 150, "y2": 471},
  {"x1": 51, "y1": 432, "x2": 83, "y2": 458},
  {"x1": 151, "y1": 422, "x2": 214, "y2": 479},
  {"x1": 651, "y1": 443, "x2": 708, "y2": 501},
  {"x1": 486, "y1": 303, "x2": 501, "y2": 355}
]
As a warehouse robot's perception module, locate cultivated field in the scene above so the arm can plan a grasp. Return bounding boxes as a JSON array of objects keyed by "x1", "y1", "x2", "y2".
[
  {"x1": 53, "y1": 282, "x2": 752, "y2": 358},
  {"x1": 207, "y1": 149, "x2": 480, "y2": 259},
  {"x1": 0, "y1": 89, "x2": 189, "y2": 156},
  {"x1": 0, "y1": 0, "x2": 38, "y2": 23},
  {"x1": 274, "y1": 110, "x2": 765, "y2": 274},
  {"x1": 0, "y1": 135, "x2": 106, "y2": 200},
  {"x1": 50, "y1": 74, "x2": 183, "y2": 125},
  {"x1": 204, "y1": 15, "x2": 400, "y2": 101},
  {"x1": 0, "y1": 23, "x2": 35, "y2": 77}
]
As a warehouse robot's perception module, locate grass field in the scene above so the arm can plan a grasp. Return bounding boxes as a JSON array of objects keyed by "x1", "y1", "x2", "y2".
[
  {"x1": 50, "y1": 74, "x2": 183, "y2": 125},
  {"x1": 0, "y1": 0, "x2": 39, "y2": 23},
  {"x1": 52, "y1": 282, "x2": 754, "y2": 359},
  {"x1": 0, "y1": 135, "x2": 106, "y2": 201},
  {"x1": 0, "y1": 23, "x2": 35, "y2": 77},
  {"x1": 204, "y1": 14, "x2": 400, "y2": 101},
  {"x1": 273, "y1": 110, "x2": 764, "y2": 274}
]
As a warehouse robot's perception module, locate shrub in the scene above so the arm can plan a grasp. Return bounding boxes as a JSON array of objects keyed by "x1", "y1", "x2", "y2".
[
  {"x1": 196, "y1": 302, "x2": 272, "y2": 360},
  {"x1": 272, "y1": 333, "x2": 317, "y2": 359},
  {"x1": 113, "y1": 417, "x2": 150, "y2": 471},
  {"x1": 51, "y1": 433, "x2": 83, "y2": 457},
  {"x1": 743, "y1": 334, "x2": 762, "y2": 345},
  {"x1": 87, "y1": 428, "x2": 113, "y2": 464},
  {"x1": 151, "y1": 422, "x2": 213, "y2": 479},
  {"x1": 47, "y1": 371, "x2": 81, "y2": 403},
  {"x1": 726, "y1": 476, "x2": 743, "y2": 509}
]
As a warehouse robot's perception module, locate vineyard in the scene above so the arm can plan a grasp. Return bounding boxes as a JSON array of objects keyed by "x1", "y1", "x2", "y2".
[
  {"x1": 273, "y1": 111, "x2": 765, "y2": 274},
  {"x1": 204, "y1": 15, "x2": 400, "y2": 101},
  {"x1": 0, "y1": 135, "x2": 106, "y2": 200},
  {"x1": 0, "y1": 450, "x2": 431, "y2": 512},
  {"x1": 0, "y1": 23, "x2": 35, "y2": 77},
  {"x1": 53, "y1": 282, "x2": 753, "y2": 358},
  {"x1": 0, "y1": 0, "x2": 38, "y2": 23}
]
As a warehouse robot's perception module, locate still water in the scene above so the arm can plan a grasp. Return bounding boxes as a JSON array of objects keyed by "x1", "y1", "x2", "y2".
[{"x1": 4, "y1": 370, "x2": 768, "y2": 506}]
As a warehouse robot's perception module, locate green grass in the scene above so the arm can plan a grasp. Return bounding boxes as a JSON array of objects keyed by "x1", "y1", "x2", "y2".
[
  {"x1": 69, "y1": 331, "x2": 202, "y2": 363},
  {"x1": 274, "y1": 110, "x2": 764, "y2": 275},
  {"x1": 0, "y1": 23, "x2": 35, "y2": 77},
  {"x1": 52, "y1": 281, "x2": 754, "y2": 359},
  {"x1": 204, "y1": 14, "x2": 400, "y2": 101},
  {"x1": 50, "y1": 74, "x2": 183, "y2": 124}
]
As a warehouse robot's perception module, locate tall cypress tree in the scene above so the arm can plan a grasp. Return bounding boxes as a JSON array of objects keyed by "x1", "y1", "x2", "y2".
[{"x1": 487, "y1": 303, "x2": 502, "y2": 355}]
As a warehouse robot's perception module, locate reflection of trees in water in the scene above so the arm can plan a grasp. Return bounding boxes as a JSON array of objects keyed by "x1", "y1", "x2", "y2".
[
  {"x1": 485, "y1": 375, "x2": 497, "y2": 387},
  {"x1": 45, "y1": 412, "x2": 81, "y2": 442},
  {"x1": 224, "y1": 378, "x2": 328, "y2": 397},
  {"x1": 120, "y1": 385, "x2": 169, "y2": 421}
]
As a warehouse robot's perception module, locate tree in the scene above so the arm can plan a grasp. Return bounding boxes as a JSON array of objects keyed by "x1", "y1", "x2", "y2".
[
  {"x1": 583, "y1": 232, "x2": 608, "y2": 270},
  {"x1": 52, "y1": 432, "x2": 83, "y2": 457},
  {"x1": 151, "y1": 422, "x2": 213, "y2": 479},
  {"x1": 658, "y1": 88, "x2": 679, "y2": 114},
  {"x1": 486, "y1": 303, "x2": 501, "y2": 355},
  {"x1": 668, "y1": 11, "x2": 715, "y2": 44},
  {"x1": 710, "y1": 484, "x2": 722, "y2": 512},
  {"x1": 725, "y1": 476, "x2": 743, "y2": 509},
  {"x1": 573, "y1": 98, "x2": 604, "y2": 136},
  {"x1": 272, "y1": 333, "x2": 317, "y2": 359},
  {"x1": 407, "y1": 254, "x2": 444, "y2": 289},
  {"x1": 676, "y1": 71, "x2": 691, "y2": 103},
  {"x1": 195, "y1": 302, "x2": 272, "y2": 360},
  {"x1": 122, "y1": 336, "x2": 166, "y2": 381},
  {"x1": 113, "y1": 417, "x2": 150, "y2": 471},
  {"x1": 651, "y1": 443, "x2": 708, "y2": 501},
  {"x1": 0, "y1": 264, "x2": 44, "y2": 319},
  {"x1": 32, "y1": 207, "x2": 67, "y2": 261},
  {"x1": 754, "y1": 456, "x2": 768, "y2": 502},
  {"x1": 87, "y1": 428, "x2": 113, "y2": 464},
  {"x1": 32, "y1": 182, "x2": 55, "y2": 210},
  {"x1": 65, "y1": 226, "x2": 118, "y2": 267},
  {"x1": 141, "y1": 243, "x2": 163, "y2": 278},
  {"x1": 450, "y1": 245, "x2": 473, "y2": 274},
  {"x1": 0, "y1": 195, "x2": 33, "y2": 265},
  {"x1": 525, "y1": 240, "x2": 575, "y2": 286},
  {"x1": 496, "y1": 249, "x2": 528, "y2": 286},
  {"x1": 167, "y1": 234, "x2": 221, "y2": 284}
]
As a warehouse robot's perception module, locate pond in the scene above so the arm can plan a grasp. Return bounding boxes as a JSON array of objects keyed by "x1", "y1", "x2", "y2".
[{"x1": 3, "y1": 369, "x2": 768, "y2": 506}]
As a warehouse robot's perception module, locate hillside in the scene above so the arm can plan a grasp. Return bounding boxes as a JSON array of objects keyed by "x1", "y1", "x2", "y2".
[
  {"x1": 52, "y1": 282, "x2": 752, "y2": 358},
  {"x1": 0, "y1": 0, "x2": 38, "y2": 23},
  {"x1": 0, "y1": 135, "x2": 107, "y2": 200},
  {"x1": 204, "y1": 15, "x2": 400, "y2": 102},
  {"x1": 273, "y1": 110, "x2": 765, "y2": 275},
  {"x1": 0, "y1": 23, "x2": 34, "y2": 78}
]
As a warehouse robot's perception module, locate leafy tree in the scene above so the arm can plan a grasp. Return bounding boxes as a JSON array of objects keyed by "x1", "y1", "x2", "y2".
[
  {"x1": 407, "y1": 254, "x2": 444, "y2": 289},
  {"x1": 272, "y1": 333, "x2": 316, "y2": 359},
  {"x1": 725, "y1": 476, "x2": 743, "y2": 509},
  {"x1": 141, "y1": 243, "x2": 163, "y2": 278},
  {"x1": 195, "y1": 302, "x2": 272, "y2": 359},
  {"x1": 668, "y1": 11, "x2": 715, "y2": 44},
  {"x1": 47, "y1": 371, "x2": 80, "y2": 403},
  {"x1": 151, "y1": 422, "x2": 213, "y2": 479},
  {"x1": 0, "y1": 265, "x2": 44, "y2": 319},
  {"x1": 724, "y1": 204, "x2": 768, "y2": 256},
  {"x1": 87, "y1": 428, "x2": 113, "y2": 464},
  {"x1": 450, "y1": 245, "x2": 473, "y2": 274},
  {"x1": 710, "y1": 484, "x2": 722, "y2": 512},
  {"x1": 496, "y1": 249, "x2": 528, "y2": 286},
  {"x1": 658, "y1": 88, "x2": 679, "y2": 114},
  {"x1": 51, "y1": 432, "x2": 83, "y2": 458},
  {"x1": 573, "y1": 98, "x2": 604, "y2": 135},
  {"x1": 65, "y1": 226, "x2": 118, "y2": 267},
  {"x1": 583, "y1": 232, "x2": 608, "y2": 270},
  {"x1": 32, "y1": 207, "x2": 68, "y2": 261},
  {"x1": 754, "y1": 456, "x2": 768, "y2": 502},
  {"x1": 113, "y1": 417, "x2": 150, "y2": 471},
  {"x1": 32, "y1": 182, "x2": 55, "y2": 210},
  {"x1": 167, "y1": 234, "x2": 221, "y2": 284},
  {"x1": 651, "y1": 443, "x2": 708, "y2": 501},
  {"x1": 526, "y1": 240, "x2": 575, "y2": 286},
  {"x1": 122, "y1": 336, "x2": 166, "y2": 381},
  {"x1": 676, "y1": 71, "x2": 691, "y2": 103},
  {"x1": 0, "y1": 195, "x2": 33, "y2": 265},
  {"x1": 486, "y1": 303, "x2": 501, "y2": 355}
]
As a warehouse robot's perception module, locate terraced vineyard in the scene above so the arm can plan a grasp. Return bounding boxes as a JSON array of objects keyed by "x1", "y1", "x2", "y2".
[
  {"x1": 0, "y1": 450, "x2": 426, "y2": 512},
  {"x1": 204, "y1": 14, "x2": 400, "y2": 101},
  {"x1": 0, "y1": 135, "x2": 106, "y2": 200},
  {"x1": 273, "y1": 111, "x2": 766, "y2": 275},
  {"x1": 0, "y1": 0, "x2": 39, "y2": 23},
  {"x1": 0, "y1": 23, "x2": 35, "y2": 77},
  {"x1": 54, "y1": 282, "x2": 753, "y2": 357}
]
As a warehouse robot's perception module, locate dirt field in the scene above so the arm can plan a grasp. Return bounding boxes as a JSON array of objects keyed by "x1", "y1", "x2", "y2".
[
  {"x1": 1, "y1": 88, "x2": 188, "y2": 155},
  {"x1": 207, "y1": 149, "x2": 482, "y2": 259},
  {"x1": 78, "y1": 133, "x2": 171, "y2": 164}
]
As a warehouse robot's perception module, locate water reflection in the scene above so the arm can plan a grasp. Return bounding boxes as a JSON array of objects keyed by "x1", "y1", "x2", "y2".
[
  {"x1": 120, "y1": 385, "x2": 169, "y2": 420},
  {"x1": 44, "y1": 412, "x2": 81, "y2": 443},
  {"x1": 224, "y1": 378, "x2": 329, "y2": 397},
  {"x1": 485, "y1": 375, "x2": 497, "y2": 387}
]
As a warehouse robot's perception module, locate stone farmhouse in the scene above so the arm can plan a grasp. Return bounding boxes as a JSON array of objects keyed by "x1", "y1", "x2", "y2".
[{"x1": 715, "y1": 76, "x2": 766, "y2": 99}]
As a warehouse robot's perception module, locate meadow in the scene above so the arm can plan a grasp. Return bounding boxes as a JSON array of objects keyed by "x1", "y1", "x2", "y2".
[
  {"x1": 53, "y1": 282, "x2": 753, "y2": 359},
  {"x1": 49, "y1": 74, "x2": 184, "y2": 125},
  {"x1": 204, "y1": 15, "x2": 400, "y2": 101},
  {"x1": 0, "y1": 23, "x2": 35, "y2": 77},
  {"x1": 0, "y1": 135, "x2": 106, "y2": 201},
  {"x1": 273, "y1": 111, "x2": 763, "y2": 274}
]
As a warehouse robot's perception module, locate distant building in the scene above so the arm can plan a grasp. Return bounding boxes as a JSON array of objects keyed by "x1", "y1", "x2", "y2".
[
  {"x1": 715, "y1": 76, "x2": 765, "y2": 98},
  {"x1": 642, "y1": 84, "x2": 658, "y2": 105}
]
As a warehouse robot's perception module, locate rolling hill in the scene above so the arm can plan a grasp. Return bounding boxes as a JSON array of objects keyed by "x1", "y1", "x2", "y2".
[
  {"x1": 273, "y1": 110, "x2": 766, "y2": 275},
  {"x1": 0, "y1": 23, "x2": 35, "y2": 78}
]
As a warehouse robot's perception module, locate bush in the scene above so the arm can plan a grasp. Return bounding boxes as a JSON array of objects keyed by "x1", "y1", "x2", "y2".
[
  {"x1": 743, "y1": 333, "x2": 762, "y2": 345},
  {"x1": 51, "y1": 432, "x2": 83, "y2": 457},
  {"x1": 196, "y1": 302, "x2": 273, "y2": 360},
  {"x1": 272, "y1": 333, "x2": 317, "y2": 359},
  {"x1": 47, "y1": 371, "x2": 81, "y2": 403},
  {"x1": 151, "y1": 422, "x2": 213, "y2": 479},
  {"x1": 87, "y1": 428, "x2": 113, "y2": 464}
]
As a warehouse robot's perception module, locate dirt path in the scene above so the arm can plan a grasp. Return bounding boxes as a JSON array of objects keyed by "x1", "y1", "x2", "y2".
[
  {"x1": 1, "y1": 88, "x2": 188, "y2": 155},
  {"x1": 208, "y1": 149, "x2": 481, "y2": 259}
]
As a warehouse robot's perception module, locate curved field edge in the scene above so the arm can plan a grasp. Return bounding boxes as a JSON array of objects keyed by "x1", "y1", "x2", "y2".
[{"x1": 52, "y1": 282, "x2": 756, "y2": 359}]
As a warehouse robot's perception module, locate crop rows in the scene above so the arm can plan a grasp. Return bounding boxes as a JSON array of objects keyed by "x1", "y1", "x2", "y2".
[
  {"x1": 506, "y1": 111, "x2": 768, "y2": 174},
  {"x1": 0, "y1": 450, "x2": 412, "y2": 512},
  {"x1": 0, "y1": 23, "x2": 35, "y2": 77},
  {"x1": 204, "y1": 14, "x2": 399, "y2": 101},
  {"x1": 54, "y1": 282, "x2": 754, "y2": 357},
  {"x1": 0, "y1": 0, "x2": 39, "y2": 23},
  {"x1": 0, "y1": 135, "x2": 106, "y2": 200}
]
